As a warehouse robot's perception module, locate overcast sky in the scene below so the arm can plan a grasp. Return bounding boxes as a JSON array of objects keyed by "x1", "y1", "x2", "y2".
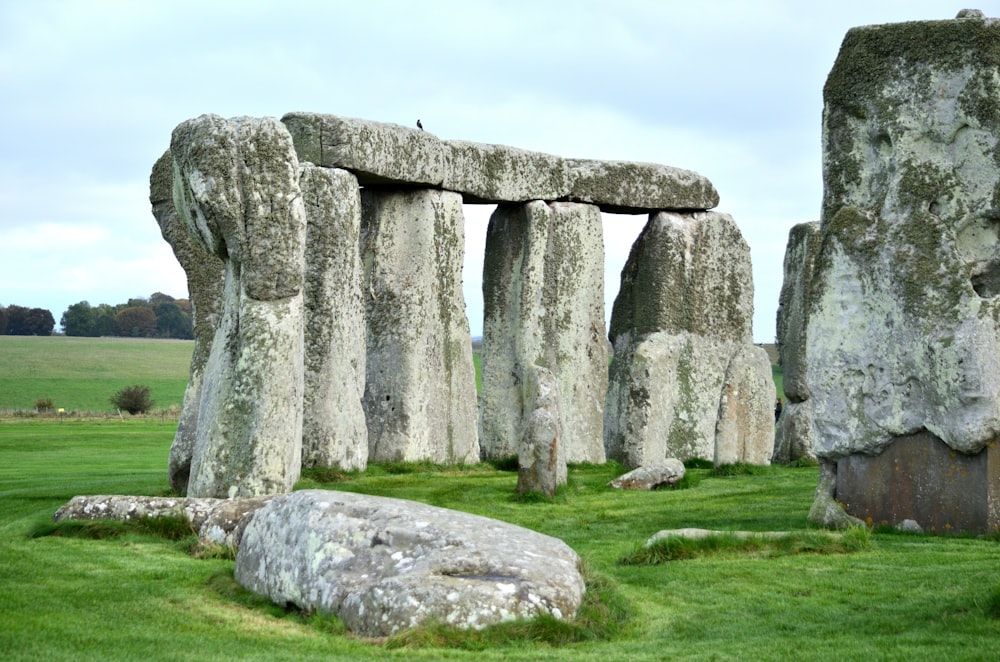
[{"x1": 0, "y1": 0, "x2": 988, "y2": 341}]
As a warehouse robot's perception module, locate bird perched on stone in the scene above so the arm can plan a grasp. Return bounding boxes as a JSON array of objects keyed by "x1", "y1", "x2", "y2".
[{"x1": 417, "y1": 119, "x2": 424, "y2": 130}]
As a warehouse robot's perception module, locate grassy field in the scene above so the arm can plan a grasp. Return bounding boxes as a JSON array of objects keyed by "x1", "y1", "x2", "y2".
[
  {"x1": 0, "y1": 336, "x2": 193, "y2": 413},
  {"x1": 2, "y1": 418, "x2": 1000, "y2": 660}
]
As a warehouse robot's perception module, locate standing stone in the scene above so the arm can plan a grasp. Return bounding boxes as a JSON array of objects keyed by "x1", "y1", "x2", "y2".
[
  {"x1": 516, "y1": 366, "x2": 567, "y2": 496},
  {"x1": 360, "y1": 189, "x2": 479, "y2": 464},
  {"x1": 805, "y1": 13, "x2": 1000, "y2": 531},
  {"x1": 170, "y1": 114, "x2": 306, "y2": 498},
  {"x1": 605, "y1": 211, "x2": 773, "y2": 468},
  {"x1": 149, "y1": 151, "x2": 225, "y2": 495},
  {"x1": 300, "y1": 165, "x2": 367, "y2": 471},
  {"x1": 480, "y1": 201, "x2": 607, "y2": 463},
  {"x1": 773, "y1": 221, "x2": 821, "y2": 464}
]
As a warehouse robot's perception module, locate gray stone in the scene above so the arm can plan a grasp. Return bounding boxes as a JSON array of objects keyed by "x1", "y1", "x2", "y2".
[
  {"x1": 300, "y1": 165, "x2": 368, "y2": 471},
  {"x1": 806, "y1": 15, "x2": 1000, "y2": 466},
  {"x1": 773, "y1": 400, "x2": 817, "y2": 465},
  {"x1": 896, "y1": 519, "x2": 924, "y2": 534},
  {"x1": 608, "y1": 459, "x2": 685, "y2": 490},
  {"x1": 480, "y1": 201, "x2": 607, "y2": 463},
  {"x1": 233, "y1": 490, "x2": 585, "y2": 637},
  {"x1": 170, "y1": 114, "x2": 306, "y2": 497},
  {"x1": 443, "y1": 140, "x2": 570, "y2": 203},
  {"x1": 281, "y1": 112, "x2": 718, "y2": 212},
  {"x1": 149, "y1": 151, "x2": 225, "y2": 495},
  {"x1": 605, "y1": 211, "x2": 772, "y2": 468},
  {"x1": 360, "y1": 189, "x2": 479, "y2": 464},
  {"x1": 516, "y1": 366, "x2": 566, "y2": 497},
  {"x1": 566, "y1": 158, "x2": 719, "y2": 214},
  {"x1": 715, "y1": 343, "x2": 775, "y2": 466},
  {"x1": 281, "y1": 112, "x2": 445, "y2": 187},
  {"x1": 808, "y1": 460, "x2": 865, "y2": 529}
]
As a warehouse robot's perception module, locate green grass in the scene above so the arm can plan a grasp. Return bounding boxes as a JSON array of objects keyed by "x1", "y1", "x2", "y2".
[
  {"x1": 4, "y1": 419, "x2": 1000, "y2": 660},
  {"x1": 0, "y1": 336, "x2": 193, "y2": 412}
]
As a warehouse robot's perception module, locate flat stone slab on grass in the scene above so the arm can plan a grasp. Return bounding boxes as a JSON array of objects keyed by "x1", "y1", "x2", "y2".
[
  {"x1": 608, "y1": 460, "x2": 685, "y2": 490},
  {"x1": 233, "y1": 489, "x2": 585, "y2": 637}
]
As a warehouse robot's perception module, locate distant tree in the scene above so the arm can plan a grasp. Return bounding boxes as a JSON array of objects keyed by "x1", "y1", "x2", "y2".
[
  {"x1": 93, "y1": 304, "x2": 119, "y2": 336},
  {"x1": 149, "y1": 292, "x2": 175, "y2": 307},
  {"x1": 61, "y1": 301, "x2": 98, "y2": 337},
  {"x1": 174, "y1": 298, "x2": 192, "y2": 315},
  {"x1": 0, "y1": 306, "x2": 7, "y2": 335},
  {"x1": 115, "y1": 306, "x2": 157, "y2": 337},
  {"x1": 154, "y1": 301, "x2": 193, "y2": 339},
  {"x1": 126, "y1": 296, "x2": 150, "y2": 309},
  {"x1": 5, "y1": 305, "x2": 53, "y2": 335}
]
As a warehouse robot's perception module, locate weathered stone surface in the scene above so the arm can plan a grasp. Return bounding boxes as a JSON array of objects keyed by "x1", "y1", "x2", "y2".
[
  {"x1": 608, "y1": 459, "x2": 685, "y2": 490},
  {"x1": 773, "y1": 400, "x2": 817, "y2": 465},
  {"x1": 150, "y1": 151, "x2": 225, "y2": 495},
  {"x1": 281, "y1": 112, "x2": 718, "y2": 212},
  {"x1": 170, "y1": 114, "x2": 306, "y2": 497},
  {"x1": 608, "y1": 211, "x2": 753, "y2": 343},
  {"x1": 808, "y1": 460, "x2": 865, "y2": 529},
  {"x1": 605, "y1": 211, "x2": 772, "y2": 467},
  {"x1": 480, "y1": 201, "x2": 607, "y2": 463},
  {"x1": 775, "y1": 221, "x2": 821, "y2": 404},
  {"x1": 53, "y1": 494, "x2": 273, "y2": 549},
  {"x1": 516, "y1": 366, "x2": 566, "y2": 496},
  {"x1": 300, "y1": 165, "x2": 367, "y2": 471},
  {"x1": 715, "y1": 343, "x2": 775, "y2": 465},
  {"x1": 566, "y1": 158, "x2": 720, "y2": 214},
  {"x1": 807, "y1": 14, "x2": 1000, "y2": 465},
  {"x1": 360, "y1": 189, "x2": 479, "y2": 464},
  {"x1": 282, "y1": 112, "x2": 445, "y2": 187},
  {"x1": 444, "y1": 140, "x2": 569, "y2": 203},
  {"x1": 233, "y1": 490, "x2": 585, "y2": 637}
]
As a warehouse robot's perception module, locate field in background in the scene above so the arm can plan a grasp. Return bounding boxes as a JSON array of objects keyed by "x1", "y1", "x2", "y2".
[{"x1": 0, "y1": 336, "x2": 193, "y2": 413}]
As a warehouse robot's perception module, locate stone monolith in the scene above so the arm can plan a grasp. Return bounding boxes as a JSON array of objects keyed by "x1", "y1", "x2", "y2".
[
  {"x1": 480, "y1": 201, "x2": 607, "y2": 464},
  {"x1": 170, "y1": 114, "x2": 306, "y2": 498},
  {"x1": 360, "y1": 188, "x2": 479, "y2": 464}
]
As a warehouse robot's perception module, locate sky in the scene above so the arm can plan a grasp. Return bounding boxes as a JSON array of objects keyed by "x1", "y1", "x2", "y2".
[{"x1": 0, "y1": 0, "x2": 992, "y2": 341}]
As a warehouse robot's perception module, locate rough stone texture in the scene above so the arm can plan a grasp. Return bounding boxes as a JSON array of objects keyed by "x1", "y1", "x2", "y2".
[
  {"x1": 608, "y1": 459, "x2": 685, "y2": 490},
  {"x1": 605, "y1": 211, "x2": 773, "y2": 467},
  {"x1": 802, "y1": 14, "x2": 1000, "y2": 529},
  {"x1": 170, "y1": 114, "x2": 305, "y2": 498},
  {"x1": 233, "y1": 490, "x2": 585, "y2": 637},
  {"x1": 715, "y1": 343, "x2": 776, "y2": 466},
  {"x1": 53, "y1": 494, "x2": 272, "y2": 549},
  {"x1": 808, "y1": 14, "x2": 1000, "y2": 461},
  {"x1": 300, "y1": 165, "x2": 368, "y2": 471},
  {"x1": 281, "y1": 112, "x2": 718, "y2": 212},
  {"x1": 516, "y1": 366, "x2": 566, "y2": 496},
  {"x1": 149, "y1": 151, "x2": 225, "y2": 495},
  {"x1": 480, "y1": 201, "x2": 607, "y2": 463},
  {"x1": 773, "y1": 221, "x2": 821, "y2": 465},
  {"x1": 360, "y1": 189, "x2": 479, "y2": 464},
  {"x1": 566, "y1": 158, "x2": 720, "y2": 214},
  {"x1": 444, "y1": 140, "x2": 569, "y2": 203}
]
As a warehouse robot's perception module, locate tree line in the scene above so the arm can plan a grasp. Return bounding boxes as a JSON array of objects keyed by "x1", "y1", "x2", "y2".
[{"x1": 0, "y1": 292, "x2": 193, "y2": 339}]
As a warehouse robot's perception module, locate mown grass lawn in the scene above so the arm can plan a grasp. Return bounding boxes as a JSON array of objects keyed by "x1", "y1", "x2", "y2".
[{"x1": 2, "y1": 418, "x2": 1000, "y2": 661}]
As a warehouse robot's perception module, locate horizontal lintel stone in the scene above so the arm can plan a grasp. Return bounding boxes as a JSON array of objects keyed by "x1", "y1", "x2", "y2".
[{"x1": 281, "y1": 112, "x2": 718, "y2": 212}]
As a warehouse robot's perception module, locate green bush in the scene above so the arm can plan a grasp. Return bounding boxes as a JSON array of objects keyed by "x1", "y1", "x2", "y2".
[
  {"x1": 109, "y1": 384, "x2": 154, "y2": 415},
  {"x1": 34, "y1": 398, "x2": 54, "y2": 412}
]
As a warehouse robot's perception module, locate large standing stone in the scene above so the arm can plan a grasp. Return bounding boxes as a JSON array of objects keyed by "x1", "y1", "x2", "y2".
[
  {"x1": 805, "y1": 13, "x2": 1000, "y2": 531},
  {"x1": 170, "y1": 114, "x2": 305, "y2": 498},
  {"x1": 149, "y1": 151, "x2": 225, "y2": 495},
  {"x1": 360, "y1": 189, "x2": 479, "y2": 464},
  {"x1": 233, "y1": 490, "x2": 585, "y2": 637},
  {"x1": 604, "y1": 211, "x2": 774, "y2": 468},
  {"x1": 773, "y1": 221, "x2": 821, "y2": 465},
  {"x1": 480, "y1": 201, "x2": 607, "y2": 463},
  {"x1": 300, "y1": 165, "x2": 368, "y2": 471}
]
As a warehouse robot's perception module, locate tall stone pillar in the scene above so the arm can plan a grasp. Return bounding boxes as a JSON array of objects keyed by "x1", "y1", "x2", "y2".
[
  {"x1": 604, "y1": 211, "x2": 774, "y2": 468},
  {"x1": 170, "y1": 114, "x2": 306, "y2": 497},
  {"x1": 479, "y1": 201, "x2": 607, "y2": 464},
  {"x1": 300, "y1": 165, "x2": 368, "y2": 471},
  {"x1": 360, "y1": 188, "x2": 479, "y2": 464},
  {"x1": 149, "y1": 152, "x2": 225, "y2": 495}
]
